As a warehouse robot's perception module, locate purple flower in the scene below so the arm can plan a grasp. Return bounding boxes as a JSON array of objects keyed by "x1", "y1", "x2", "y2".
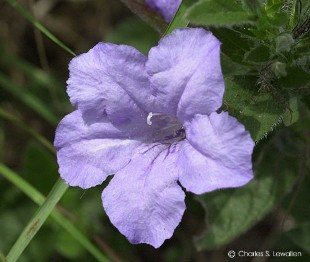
[
  {"x1": 54, "y1": 28, "x2": 254, "y2": 248},
  {"x1": 146, "y1": 0, "x2": 181, "y2": 22}
]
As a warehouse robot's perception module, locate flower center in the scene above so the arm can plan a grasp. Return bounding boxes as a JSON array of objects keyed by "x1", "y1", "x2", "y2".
[{"x1": 146, "y1": 112, "x2": 185, "y2": 143}]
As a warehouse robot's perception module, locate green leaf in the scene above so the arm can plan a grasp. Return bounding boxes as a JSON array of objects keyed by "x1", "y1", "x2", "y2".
[
  {"x1": 221, "y1": 53, "x2": 251, "y2": 76},
  {"x1": 0, "y1": 250, "x2": 7, "y2": 262},
  {"x1": 105, "y1": 17, "x2": 159, "y2": 55},
  {"x1": 272, "y1": 61, "x2": 287, "y2": 78},
  {"x1": 296, "y1": 54, "x2": 310, "y2": 73},
  {"x1": 212, "y1": 27, "x2": 251, "y2": 64},
  {"x1": 276, "y1": 33, "x2": 295, "y2": 53},
  {"x1": 282, "y1": 95, "x2": 300, "y2": 126},
  {"x1": 186, "y1": 0, "x2": 256, "y2": 26},
  {"x1": 285, "y1": 223, "x2": 310, "y2": 253},
  {"x1": 195, "y1": 141, "x2": 298, "y2": 251},
  {"x1": 243, "y1": 0, "x2": 260, "y2": 14},
  {"x1": 223, "y1": 76, "x2": 285, "y2": 141},
  {"x1": 244, "y1": 44, "x2": 272, "y2": 64},
  {"x1": 265, "y1": 0, "x2": 283, "y2": 12},
  {"x1": 267, "y1": 12, "x2": 288, "y2": 27},
  {"x1": 164, "y1": 0, "x2": 195, "y2": 35},
  {"x1": 279, "y1": 66, "x2": 310, "y2": 89}
]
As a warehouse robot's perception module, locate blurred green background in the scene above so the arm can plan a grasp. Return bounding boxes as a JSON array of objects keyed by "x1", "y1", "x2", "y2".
[{"x1": 0, "y1": 0, "x2": 309, "y2": 261}]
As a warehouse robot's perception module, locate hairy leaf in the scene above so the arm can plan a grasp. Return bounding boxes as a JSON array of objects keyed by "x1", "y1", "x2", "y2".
[
  {"x1": 223, "y1": 76, "x2": 285, "y2": 141},
  {"x1": 286, "y1": 223, "x2": 310, "y2": 253},
  {"x1": 195, "y1": 138, "x2": 298, "y2": 251},
  {"x1": 186, "y1": 0, "x2": 256, "y2": 26}
]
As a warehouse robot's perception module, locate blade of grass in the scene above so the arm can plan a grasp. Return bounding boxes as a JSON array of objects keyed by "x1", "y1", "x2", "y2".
[
  {"x1": 0, "y1": 108, "x2": 55, "y2": 154},
  {"x1": 0, "y1": 72, "x2": 59, "y2": 126},
  {"x1": 0, "y1": 127, "x2": 4, "y2": 160},
  {"x1": 0, "y1": 50, "x2": 66, "y2": 112},
  {"x1": 5, "y1": 177, "x2": 68, "y2": 262},
  {"x1": 0, "y1": 164, "x2": 110, "y2": 262},
  {"x1": 5, "y1": 0, "x2": 76, "y2": 56},
  {"x1": 0, "y1": 50, "x2": 64, "y2": 92}
]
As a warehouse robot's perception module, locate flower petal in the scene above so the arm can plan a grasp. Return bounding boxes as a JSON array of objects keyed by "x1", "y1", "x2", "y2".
[
  {"x1": 54, "y1": 110, "x2": 143, "y2": 189},
  {"x1": 146, "y1": 28, "x2": 224, "y2": 121},
  {"x1": 102, "y1": 143, "x2": 186, "y2": 248},
  {"x1": 179, "y1": 112, "x2": 254, "y2": 194},
  {"x1": 67, "y1": 43, "x2": 151, "y2": 130},
  {"x1": 146, "y1": 0, "x2": 181, "y2": 22}
]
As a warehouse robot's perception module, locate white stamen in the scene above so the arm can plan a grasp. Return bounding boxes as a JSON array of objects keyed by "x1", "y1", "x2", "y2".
[{"x1": 147, "y1": 112, "x2": 153, "y2": 125}]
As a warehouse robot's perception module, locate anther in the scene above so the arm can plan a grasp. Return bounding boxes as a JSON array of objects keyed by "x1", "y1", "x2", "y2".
[
  {"x1": 147, "y1": 112, "x2": 153, "y2": 125},
  {"x1": 147, "y1": 112, "x2": 162, "y2": 125}
]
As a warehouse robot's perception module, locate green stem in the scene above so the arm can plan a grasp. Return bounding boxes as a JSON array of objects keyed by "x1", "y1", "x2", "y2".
[
  {"x1": 0, "y1": 164, "x2": 110, "y2": 262},
  {"x1": 6, "y1": 177, "x2": 68, "y2": 262},
  {"x1": 5, "y1": 0, "x2": 75, "y2": 56}
]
